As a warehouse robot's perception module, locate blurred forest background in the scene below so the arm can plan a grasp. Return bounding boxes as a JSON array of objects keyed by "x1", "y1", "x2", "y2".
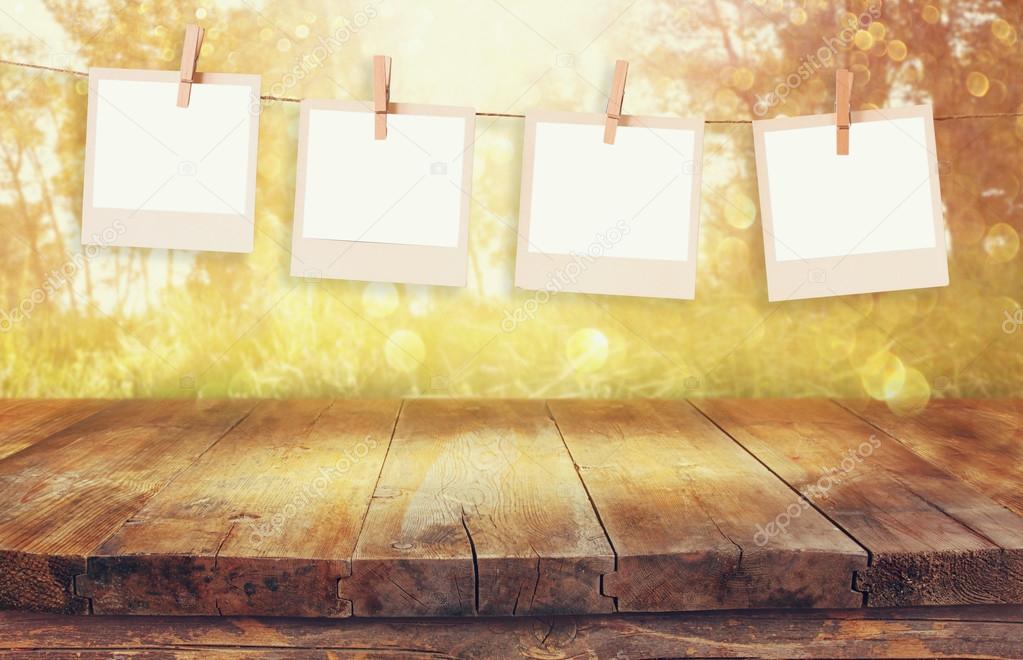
[{"x1": 0, "y1": 0, "x2": 1020, "y2": 411}]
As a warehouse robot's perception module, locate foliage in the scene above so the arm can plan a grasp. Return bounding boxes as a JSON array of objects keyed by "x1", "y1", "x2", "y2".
[{"x1": 0, "y1": 0, "x2": 1020, "y2": 409}]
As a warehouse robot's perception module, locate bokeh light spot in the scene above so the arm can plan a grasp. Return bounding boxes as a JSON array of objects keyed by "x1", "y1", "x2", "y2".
[
  {"x1": 385, "y1": 330, "x2": 425, "y2": 373},
  {"x1": 724, "y1": 188, "x2": 757, "y2": 229},
  {"x1": 887, "y1": 39, "x2": 907, "y2": 61},
  {"x1": 886, "y1": 367, "x2": 930, "y2": 415},
  {"x1": 854, "y1": 30, "x2": 874, "y2": 50},
  {"x1": 566, "y1": 328, "x2": 609, "y2": 373},
  {"x1": 991, "y1": 19, "x2": 1011, "y2": 40},
  {"x1": 984, "y1": 223, "x2": 1020, "y2": 262},
  {"x1": 731, "y1": 67, "x2": 754, "y2": 91},
  {"x1": 860, "y1": 351, "x2": 906, "y2": 400},
  {"x1": 966, "y1": 71, "x2": 989, "y2": 97}
]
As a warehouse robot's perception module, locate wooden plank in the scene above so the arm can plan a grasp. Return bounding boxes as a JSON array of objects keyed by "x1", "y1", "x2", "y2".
[
  {"x1": 2, "y1": 607, "x2": 1022, "y2": 659},
  {"x1": 0, "y1": 400, "x2": 110, "y2": 461},
  {"x1": 339, "y1": 399, "x2": 615, "y2": 617},
  {"x1": 549, "y1": 399, "x2": 866, "y2": 612},
  {"x1": 75, "y1": 400, "x2": 399, "y2": 618},
  {"x1": 694, "y1": 399, "x2": 1023, "y2": 608},
  {"x1": 0, "y1": 399, "x2": 253, "y2": 614},
  {"x1": 841, "y1": 399, "x2": 1023, "y2": 517}
]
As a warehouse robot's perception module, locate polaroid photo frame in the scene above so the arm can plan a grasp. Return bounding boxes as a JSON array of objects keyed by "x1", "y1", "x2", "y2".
[
  {"x1": 290, "y1": 100, "x2": 475, "y2": 287},
  {"x1": 515, "y1": 111, "x2": 704, "y2": 300},
  {"x1": 82, "y1": 68, "x2": 261, "y2": 253},
  {"x1": 753, "y1": 104, "x2": 948, "y2": 302}
]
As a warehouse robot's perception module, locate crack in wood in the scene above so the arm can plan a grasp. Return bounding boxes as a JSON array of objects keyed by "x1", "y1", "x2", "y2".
[
  {"x1": 688, "y1": 477, "x2": 745, "y2": 563},
  {"x1": 81, "y1": 402, "x2": 259, "y2": 594},
  {"x1": 527, "y1": 549, "x2": 541, "y2": 615},
  {"x1": 545, "y1": 401, "x2": 620, "y2": 613},
  {"x1": 459, "y1": 509, "x2": 480, "y2": 615},
  {"x1": 9, "y1": 399, "x2": 1023, "y2": 618},
  {"x1": 687, "y1": 399, "x2": 871, "y2": 604},
  {"x1": 212, "y1": 524, "x2": 236, "y2": 571},
  {"x1": 384, "y1": 573, "x2": 427, "y2": 609},
  {"x1": 335, "y1": 400, "x2": 405, "y2": 617}
]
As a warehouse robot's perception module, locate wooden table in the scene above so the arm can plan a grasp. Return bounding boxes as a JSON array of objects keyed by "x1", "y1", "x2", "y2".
[
  {"x1": 3, "y1": 606, "x2": 1021, "y2": 658},
  {"x1": 0, "y1": 399, "x2": 1020, "y2": 657}
]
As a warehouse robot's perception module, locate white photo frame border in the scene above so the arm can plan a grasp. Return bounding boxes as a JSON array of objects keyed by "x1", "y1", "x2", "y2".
[
  {"x1": 290, "y1": 99, "x2": 475, "y2": 287},
  {"x1": 82, "y1": 67, "x2": 262, "y2": 253},
  {"x1": 515, "y1": 110, "x2": 705, "y2": 300},
  {"x1": 753, "y1": 104, "x2": 948, "y2": 302}
]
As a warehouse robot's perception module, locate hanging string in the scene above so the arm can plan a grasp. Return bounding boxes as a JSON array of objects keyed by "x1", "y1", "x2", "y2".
[{"x1": 2, "y1": 57, "x2": 1021, "y2": 124}]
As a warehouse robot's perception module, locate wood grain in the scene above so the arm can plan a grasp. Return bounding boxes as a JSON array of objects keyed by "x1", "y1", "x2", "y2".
[
  {"x1": 339, "y1": 399, "x2": 615, "y2": 617},
  {"x1": 841, "y1": 399, "x2": 1023, "y2": 517},
  {"x1": 0, "y1": 399, "x2": 253, "y2": 614},
  {"x1": 2, "y1": 398, "x2": 1022, "y2": 620},
  {"x1": 76, "y1": 400, "x2": 399, "y2": 617},
  {"x1": 2, "y1": 607, "x2": 1021, "y2": 659},
  {"x1": 0, "y1": 400, "x2": 109, "y2": 461},
  {"x1": 694, "y1": 398, "x2": 1023, "y2": 608},
  {"x1": 548, "y1": 399, "x2": 866, "y2": 612}
]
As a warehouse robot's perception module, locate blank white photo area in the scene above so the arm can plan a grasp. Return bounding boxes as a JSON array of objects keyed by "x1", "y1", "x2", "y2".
[
  {"x1": 291, "y1": 100, "x2": 475, "y2": 287},
  {"x1": 82, "y1": 68, "x2": 261, "y2": 253},
  {"x1": 753, "y1": 105, "x2": 948, "y2": 301},
  {"x1": 515, "y1": 111, "x2": 704, "y2": 300}
]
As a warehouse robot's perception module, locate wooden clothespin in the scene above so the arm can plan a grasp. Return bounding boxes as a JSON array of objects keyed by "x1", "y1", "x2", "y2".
[
  {"x1": 836, "y1": 69, "x2": 853, "y2": 155},
  {"x1": 177, "y1": 24, "x2": 205, "y2": 108},
  {"x1": 604, "y1": 60, "x2": 629, "y2": 145},
  {"x1": 374, "y1": 55, "x2": 392, "y2": 140}
]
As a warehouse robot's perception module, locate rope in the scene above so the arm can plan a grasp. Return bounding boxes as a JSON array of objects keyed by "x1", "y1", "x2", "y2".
[{"x1": 2, "y1": 58, "x2": 1021, "y2": 124}]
